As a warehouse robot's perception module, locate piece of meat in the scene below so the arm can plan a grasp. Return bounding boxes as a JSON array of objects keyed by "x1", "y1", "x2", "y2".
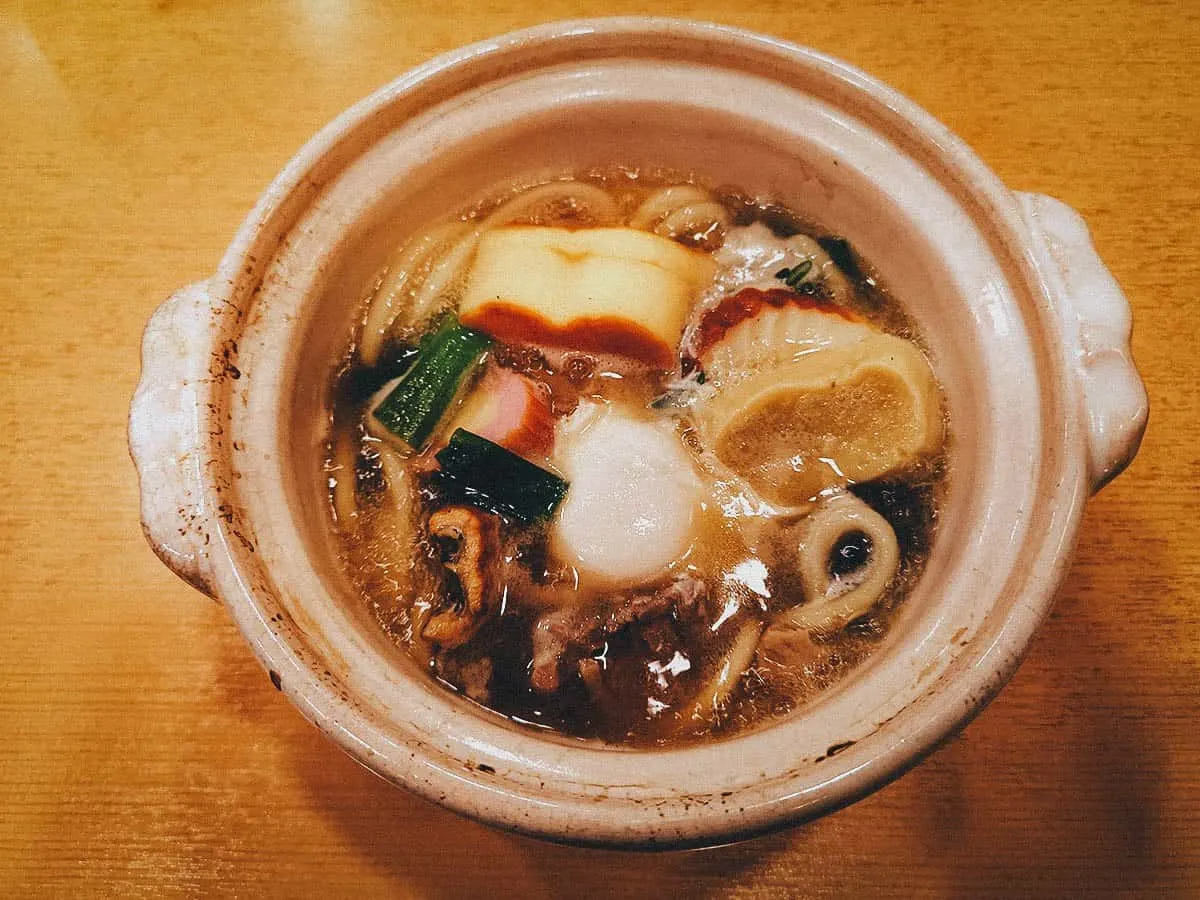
[
  {"x1": 529, "y1": 577, "x2": 709, "y2": 693},
  {"x1": 434, "y1": 654, "x2": 494, "y2": 704},
  {"x1": 576, "y1": 657, "x2": 614, "y2": 706},
  {"x1": 422, "y1": 506, "x2": 502, "y2": 649}
]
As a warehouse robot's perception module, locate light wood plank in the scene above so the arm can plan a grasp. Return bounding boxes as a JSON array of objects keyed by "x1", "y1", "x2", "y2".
[{"x1": 1, "y1": 1, "x2": 1197, "y2": 895}]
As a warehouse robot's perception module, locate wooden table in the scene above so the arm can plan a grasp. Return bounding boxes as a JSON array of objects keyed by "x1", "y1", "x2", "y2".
[{"x1": 2, "y1": 2, "x2": 1197, "y2": 895}]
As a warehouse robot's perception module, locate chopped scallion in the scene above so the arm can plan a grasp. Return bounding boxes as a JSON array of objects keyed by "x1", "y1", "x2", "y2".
[{"x1": 775, "y1": 259, "x2": 814, "y2": 290}]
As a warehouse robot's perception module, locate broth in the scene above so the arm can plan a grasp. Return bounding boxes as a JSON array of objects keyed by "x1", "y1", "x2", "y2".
[{"x1": 323, "y1": 171, "x2": 947, "y2": 746}]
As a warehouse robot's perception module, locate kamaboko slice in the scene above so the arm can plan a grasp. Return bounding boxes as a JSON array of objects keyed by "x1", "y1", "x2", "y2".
[
  {"x1": 698, "y1": 331, "x2": 941, "y2": 506},
  {"x1": 695, "y1": 290, "x2": 877, "y2": 389}
]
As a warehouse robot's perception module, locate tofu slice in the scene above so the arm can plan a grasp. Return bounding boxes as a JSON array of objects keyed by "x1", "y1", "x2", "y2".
[{"x1": 459, "y1": 226, "x2": 716, "y2": 368}]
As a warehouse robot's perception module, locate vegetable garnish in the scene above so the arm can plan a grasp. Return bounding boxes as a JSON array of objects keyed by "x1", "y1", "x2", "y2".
[
  {"x1": 774, "y1": 259, "x2": 814, "y2": 290},
  {"x1": 432, "y1": 428, "x2": 568, "y2": 524},
  {"x1": 372, "y1": 317, "x2": 491, "y2": 452}
]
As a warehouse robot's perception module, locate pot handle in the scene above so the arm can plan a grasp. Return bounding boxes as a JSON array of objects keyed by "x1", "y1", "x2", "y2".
[
  {"x1": 1016, "y1": 192, "x2": 1148, "y2": 494},
  {"x1": 128, "y1": 280, "x2": 225, "y2": 598}
]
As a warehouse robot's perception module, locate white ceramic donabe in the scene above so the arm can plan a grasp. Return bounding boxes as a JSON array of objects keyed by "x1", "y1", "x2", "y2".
[{"x1": 129, "y1": 19, "x2": 1147, "y2": 848}]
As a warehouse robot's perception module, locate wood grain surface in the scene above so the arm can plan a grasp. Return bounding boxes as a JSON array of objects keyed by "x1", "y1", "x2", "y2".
[{"x1": 1, "y1": 1, "x2": 1197, "y2": 896}]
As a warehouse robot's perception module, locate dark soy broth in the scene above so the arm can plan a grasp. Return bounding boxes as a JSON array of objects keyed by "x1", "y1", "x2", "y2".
[{"x1": 323, "y1": 171, "x2": 947, "y2": 745}]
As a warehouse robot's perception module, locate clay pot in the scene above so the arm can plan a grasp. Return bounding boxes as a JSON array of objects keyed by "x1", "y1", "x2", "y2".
[{"x1": 130, "y1": 19, "x2": 1147, "y2": 847}]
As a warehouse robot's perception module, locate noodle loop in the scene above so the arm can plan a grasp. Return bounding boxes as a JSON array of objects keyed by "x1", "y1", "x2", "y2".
[{"x1": 776, "y1": 492, "x2": 901, "y2": 633}]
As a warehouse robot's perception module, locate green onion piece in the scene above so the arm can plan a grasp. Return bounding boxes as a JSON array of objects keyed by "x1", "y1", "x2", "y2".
[
  {"x1": 788, "y1": 259, "x2": 813, "y2": 287},
  {"x1": 774, "y1": 259, "x2": 814, "y2": 290},
  {"x1": 433, "y1": 429, "x2": 568, "y2": 524},
  {"x1": 371, "y1": 317, "x2": 491, "y2": 451}
]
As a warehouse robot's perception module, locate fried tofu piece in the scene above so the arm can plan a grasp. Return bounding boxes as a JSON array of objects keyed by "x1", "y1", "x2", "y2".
[{"x1": 459, "y1": 226, "x2": 716, "y2": 368}]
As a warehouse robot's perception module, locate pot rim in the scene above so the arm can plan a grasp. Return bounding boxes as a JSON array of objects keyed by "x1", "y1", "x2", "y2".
[{"x1": 156, "y1": 18, "x2": 1092, "y2": 848}]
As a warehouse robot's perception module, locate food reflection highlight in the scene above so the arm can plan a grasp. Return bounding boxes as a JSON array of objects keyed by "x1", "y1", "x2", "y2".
[{"x1": 324, "y1": 174, "x2": 947, "y2": 745}]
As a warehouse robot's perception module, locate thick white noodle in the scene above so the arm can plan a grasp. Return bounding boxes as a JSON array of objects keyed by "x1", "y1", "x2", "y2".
[
  {"x1": 629, "y1": 185, "x2": 713, "y2": 230},
  {"x1": 331, "y1": 425, "x2": 417, "y2": 527},
  {"x1": 403, "y1": 233, "x2": 480, "y2": 331},
  {"x1": 376, "y1": 444, "x2": 414, "y2": 517},
  {"x1": 478, "y1": 180, "x2": 621, "y2": 230},
  {"x1": 656, "y1": 201, "x2": 731, "y2": 243},
  {"x1": 687, "y1": 619, "x2": 763, "y2": 725},
  {"x1": 360, "y1": 221, "x2": 469, "y2": 367},
  {"x1": 376, "y1": 444, "x2": 432, "y2": 647},
  {"x1": 776, "y1": 492, "x2": 900, "y2": 633},
  {"x1": 330, "y1": 429, "x2": 360, "y2": 528}
]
